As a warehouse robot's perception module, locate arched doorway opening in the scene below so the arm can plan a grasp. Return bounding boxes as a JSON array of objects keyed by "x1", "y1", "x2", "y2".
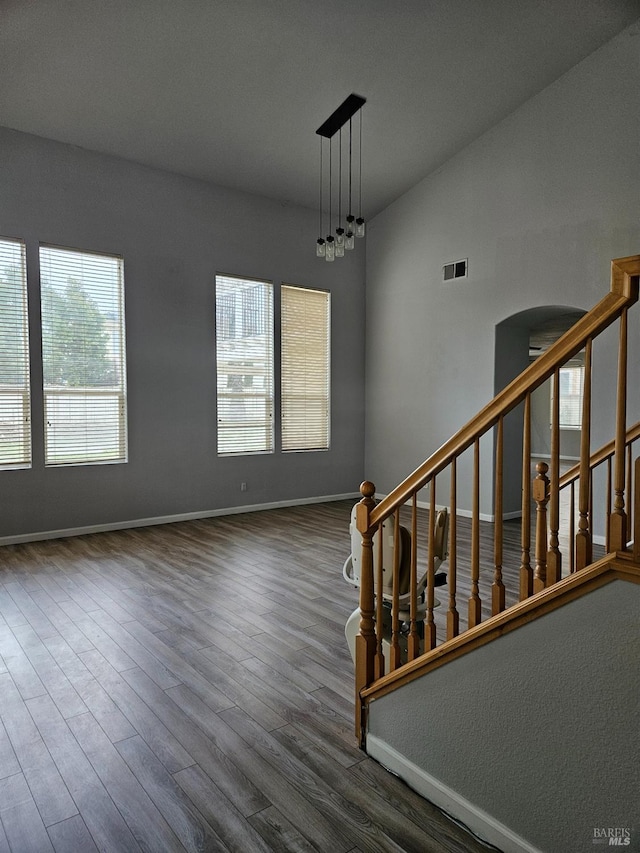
[{"x1": 494, "y1": 306, "x2": 586, "y2": 517}]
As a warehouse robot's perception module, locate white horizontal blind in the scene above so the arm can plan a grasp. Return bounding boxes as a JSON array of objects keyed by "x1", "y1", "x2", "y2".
[
  {"x1": 281, "y1": 285, "x2": 330, "y2": 451},
  {"x1": 557, "y1": 364, "x2": 584, "y2": 429},
  {"x1": 0, "y1": 238, "x2": 31, "y2": 469},
  {"x1": 40, "y1": 245, "x2": 127, "y2": 465},
  {"x1": 216, "y1": 275, "x2": 274, "y2": 455}
]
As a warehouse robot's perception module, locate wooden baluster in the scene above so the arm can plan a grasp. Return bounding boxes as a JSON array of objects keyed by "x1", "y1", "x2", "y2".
[
  {"x1": 374, "y1": 522, "x2": 385, "y2": 679},
  {"x1": 634, "y1": 457, "x2": 640, "y2": 562},
  {"x1": 492, "y1": 416, "x2": 505, "y2": 614},
  {"x1": 605, "y1": 457, "x2": 612, "y2": 553},
  {"x1": 569, "y1": 481, "x2": 575, "y2": 573},
  {"x1": 627, "y1": 443, "x2": 633, "y2": 549},
  {"x1": 389, "y1": 509, "x2": 402, "y2": 671},
  {"x1": 547, "y1": 369, "x2": 562, "y2": 584},
  {"x1": 407, "y1": 494, "x2": 420, "y2": 661},
  {"x1": 533, "y1": 462, "x2": 550, "y2": 593},
  {"x1": 575, "y1": 339, "x2": 592, "y2": 570},
  {"x1": 447, "y1": 458, "x2": 459, "y2": 640},
  {"x1": 610, "y1": 308, "x2": 628, "y2": 551},
  {"x1": 355, "y1": 481, "x2": 376, "y2": 743},
  {"x1": 589, "y1": 469, "x2": 594, "y2": 553},
  {"x1": 425, "y1": 480, "x2": 437, "y2": 651},
  {"x1": 520, "y1": 393, "x2": 533, "y2": 599},
  {"x1": 468, "y1": 438, "x2": 482, "y2": 627}
]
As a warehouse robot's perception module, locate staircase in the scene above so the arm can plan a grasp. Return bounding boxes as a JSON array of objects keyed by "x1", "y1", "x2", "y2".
[{"x1": 352, "y1": 255, "x2": 640, "y2": 852}]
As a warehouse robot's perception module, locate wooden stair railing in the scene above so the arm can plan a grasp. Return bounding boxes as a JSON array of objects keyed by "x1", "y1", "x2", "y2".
[
  {"x1": 354, "y1": 255, "x2": 640, "y2": 745},
  {"x1": 559, "y1": 421, "x2": 640, "y2": 568}
]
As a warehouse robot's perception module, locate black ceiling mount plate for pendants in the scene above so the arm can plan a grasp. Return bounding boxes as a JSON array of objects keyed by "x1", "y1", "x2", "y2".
[{"x1": 316, "y1": 94, "x2": 366, "y2": 139}]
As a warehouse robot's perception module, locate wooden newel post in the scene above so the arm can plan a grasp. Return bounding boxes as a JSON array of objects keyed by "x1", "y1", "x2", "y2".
[
  {"x1": 354, "y1": 480, "x2": 376, "y2": 746},
  {"x1": 533, "y1": 462, "x2": 549, "y2": 593}
]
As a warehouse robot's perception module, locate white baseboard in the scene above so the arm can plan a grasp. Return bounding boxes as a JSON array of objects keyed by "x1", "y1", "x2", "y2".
[
  {"x1": 366, "y1": 734, "x2": 543, "y2": 853},
  {"x1": 0, "y1": 492, "x2": 360, "y2": 547},
  {"x1": 531, "y1": 453, "x2": 581, "y2": 462},
  {"x1": 502, "y1": 509, "x2": 523, "y2": 521},
  {"x1": 443, "y1": 505, "x2": 496, "y2": 523}
]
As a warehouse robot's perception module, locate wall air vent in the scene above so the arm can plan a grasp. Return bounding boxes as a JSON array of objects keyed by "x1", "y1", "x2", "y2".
[{"x1": 443, "y1": 259, "x2": 468, "y2": 281}]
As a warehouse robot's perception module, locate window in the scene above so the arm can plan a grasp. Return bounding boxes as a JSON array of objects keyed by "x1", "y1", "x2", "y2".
[
  {"x1": 215, "y1": 274, "x2": 273, "y2": 455},
  {"x1": 281, "y1": 285, "x2": 330, "y2": 451},
  {"x1": 39, "y1": 245, "x2": 127, "y2": 465},
  {"x1": 557, "y1": 363, "x2": 584, "y2": 429},
  {"x1": 0, "y1": 237, "x2": 31, "y2": 469}
]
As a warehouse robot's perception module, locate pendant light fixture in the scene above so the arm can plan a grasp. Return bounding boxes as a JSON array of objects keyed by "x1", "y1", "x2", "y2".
[{"x1": 316, "y1": 94, "x2": 366, "y2": 261}]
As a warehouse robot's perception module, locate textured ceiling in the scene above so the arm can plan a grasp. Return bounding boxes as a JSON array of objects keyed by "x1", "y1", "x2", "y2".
[
  {"x1": 1, "y1": 0, "x2": 638, "y2": 218},
  {"x1": 529, "y1": 311, "x2": 586, "y2": 360}
]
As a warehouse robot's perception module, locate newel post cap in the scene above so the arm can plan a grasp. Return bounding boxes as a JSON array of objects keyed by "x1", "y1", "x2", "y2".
[
  {"x1": 356, "y1": 481, "x2": 376, "y2": 534},
  {"x1": 360, "y1": 481, "x2": 375, "y2": 499}
]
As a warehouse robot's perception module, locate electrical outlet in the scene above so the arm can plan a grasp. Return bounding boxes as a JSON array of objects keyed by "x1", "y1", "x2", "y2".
[{"x1": 240, "y1": 482, "x2": 247, "y2": 492}]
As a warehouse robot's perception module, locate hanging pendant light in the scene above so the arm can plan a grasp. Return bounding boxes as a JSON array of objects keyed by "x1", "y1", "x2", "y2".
[
  {"x1": 325, "y1": 235, "x2": 335, "y2": 262},
  {"x1": 345, "y1": 228, "x2": 355, "y2": 251},
  {"x1": 315, "y1": 94, "x2": 366, "y2": 261}
]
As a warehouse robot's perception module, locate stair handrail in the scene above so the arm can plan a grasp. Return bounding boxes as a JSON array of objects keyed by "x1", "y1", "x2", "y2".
[
  {"x1": 559, "y1": 421, "x2": 640, "y2": 490},
  {"x1": 364, "y1": 257, "x2": 640, "y2": 532}
]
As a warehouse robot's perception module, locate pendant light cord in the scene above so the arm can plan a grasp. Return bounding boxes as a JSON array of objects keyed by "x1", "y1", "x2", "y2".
[
  {"x1": 349, "y1": 118, "x2": 353, "y2": 222},
  {"x1": 329, "y1": 136, "x2": 332, "y2": 237},
  {"x1": 319, "y1": 136, "x2": 323, "y2": 237},
  {"x1": 358, "y1": 108, "x2": 363, "y2": 219},
  {"x1": 338, "y1": 127, "x2": 342, "y2": 230}
]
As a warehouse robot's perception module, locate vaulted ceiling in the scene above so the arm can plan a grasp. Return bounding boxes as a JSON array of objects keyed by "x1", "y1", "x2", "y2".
[{"x1": 1, "y1": 1, "x2": 638, "y2": 218}]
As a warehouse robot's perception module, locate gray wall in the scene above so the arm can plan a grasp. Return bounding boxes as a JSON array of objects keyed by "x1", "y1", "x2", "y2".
[
  {"x1": 364, "y1": 19, "x2": 640, "y2": 515},
  {"x1": 368, "y1": 579, "x2": 640, "y2": 852},
  {"x1": 493, "y1": 323, "x2": 529, "y2": 517},
  {"x1": 0, "y1": 127, "x2": 366, "y2": 539}
]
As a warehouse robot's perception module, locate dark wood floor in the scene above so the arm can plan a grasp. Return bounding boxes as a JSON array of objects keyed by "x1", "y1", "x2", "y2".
[{"x1": 0, "y1": 501, "x2": 506, "y2": 853}]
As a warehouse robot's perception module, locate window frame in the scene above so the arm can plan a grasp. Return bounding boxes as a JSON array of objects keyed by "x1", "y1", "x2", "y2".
[
  {"x1": 280, "y1": 283, "x2": 331, "y2": 453},
  {"x1": 554, "y1": 362, "x2": 584, "y2": 431},
  {"x1": 0, "y1": 236, "x2": 31, "y2": 470},
  {"x1": 39, "y1": 243, "x2": 128, "y2": 467},
  {"x1": 215, "y1": 273, "x2": 274, "y2": 457}
]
